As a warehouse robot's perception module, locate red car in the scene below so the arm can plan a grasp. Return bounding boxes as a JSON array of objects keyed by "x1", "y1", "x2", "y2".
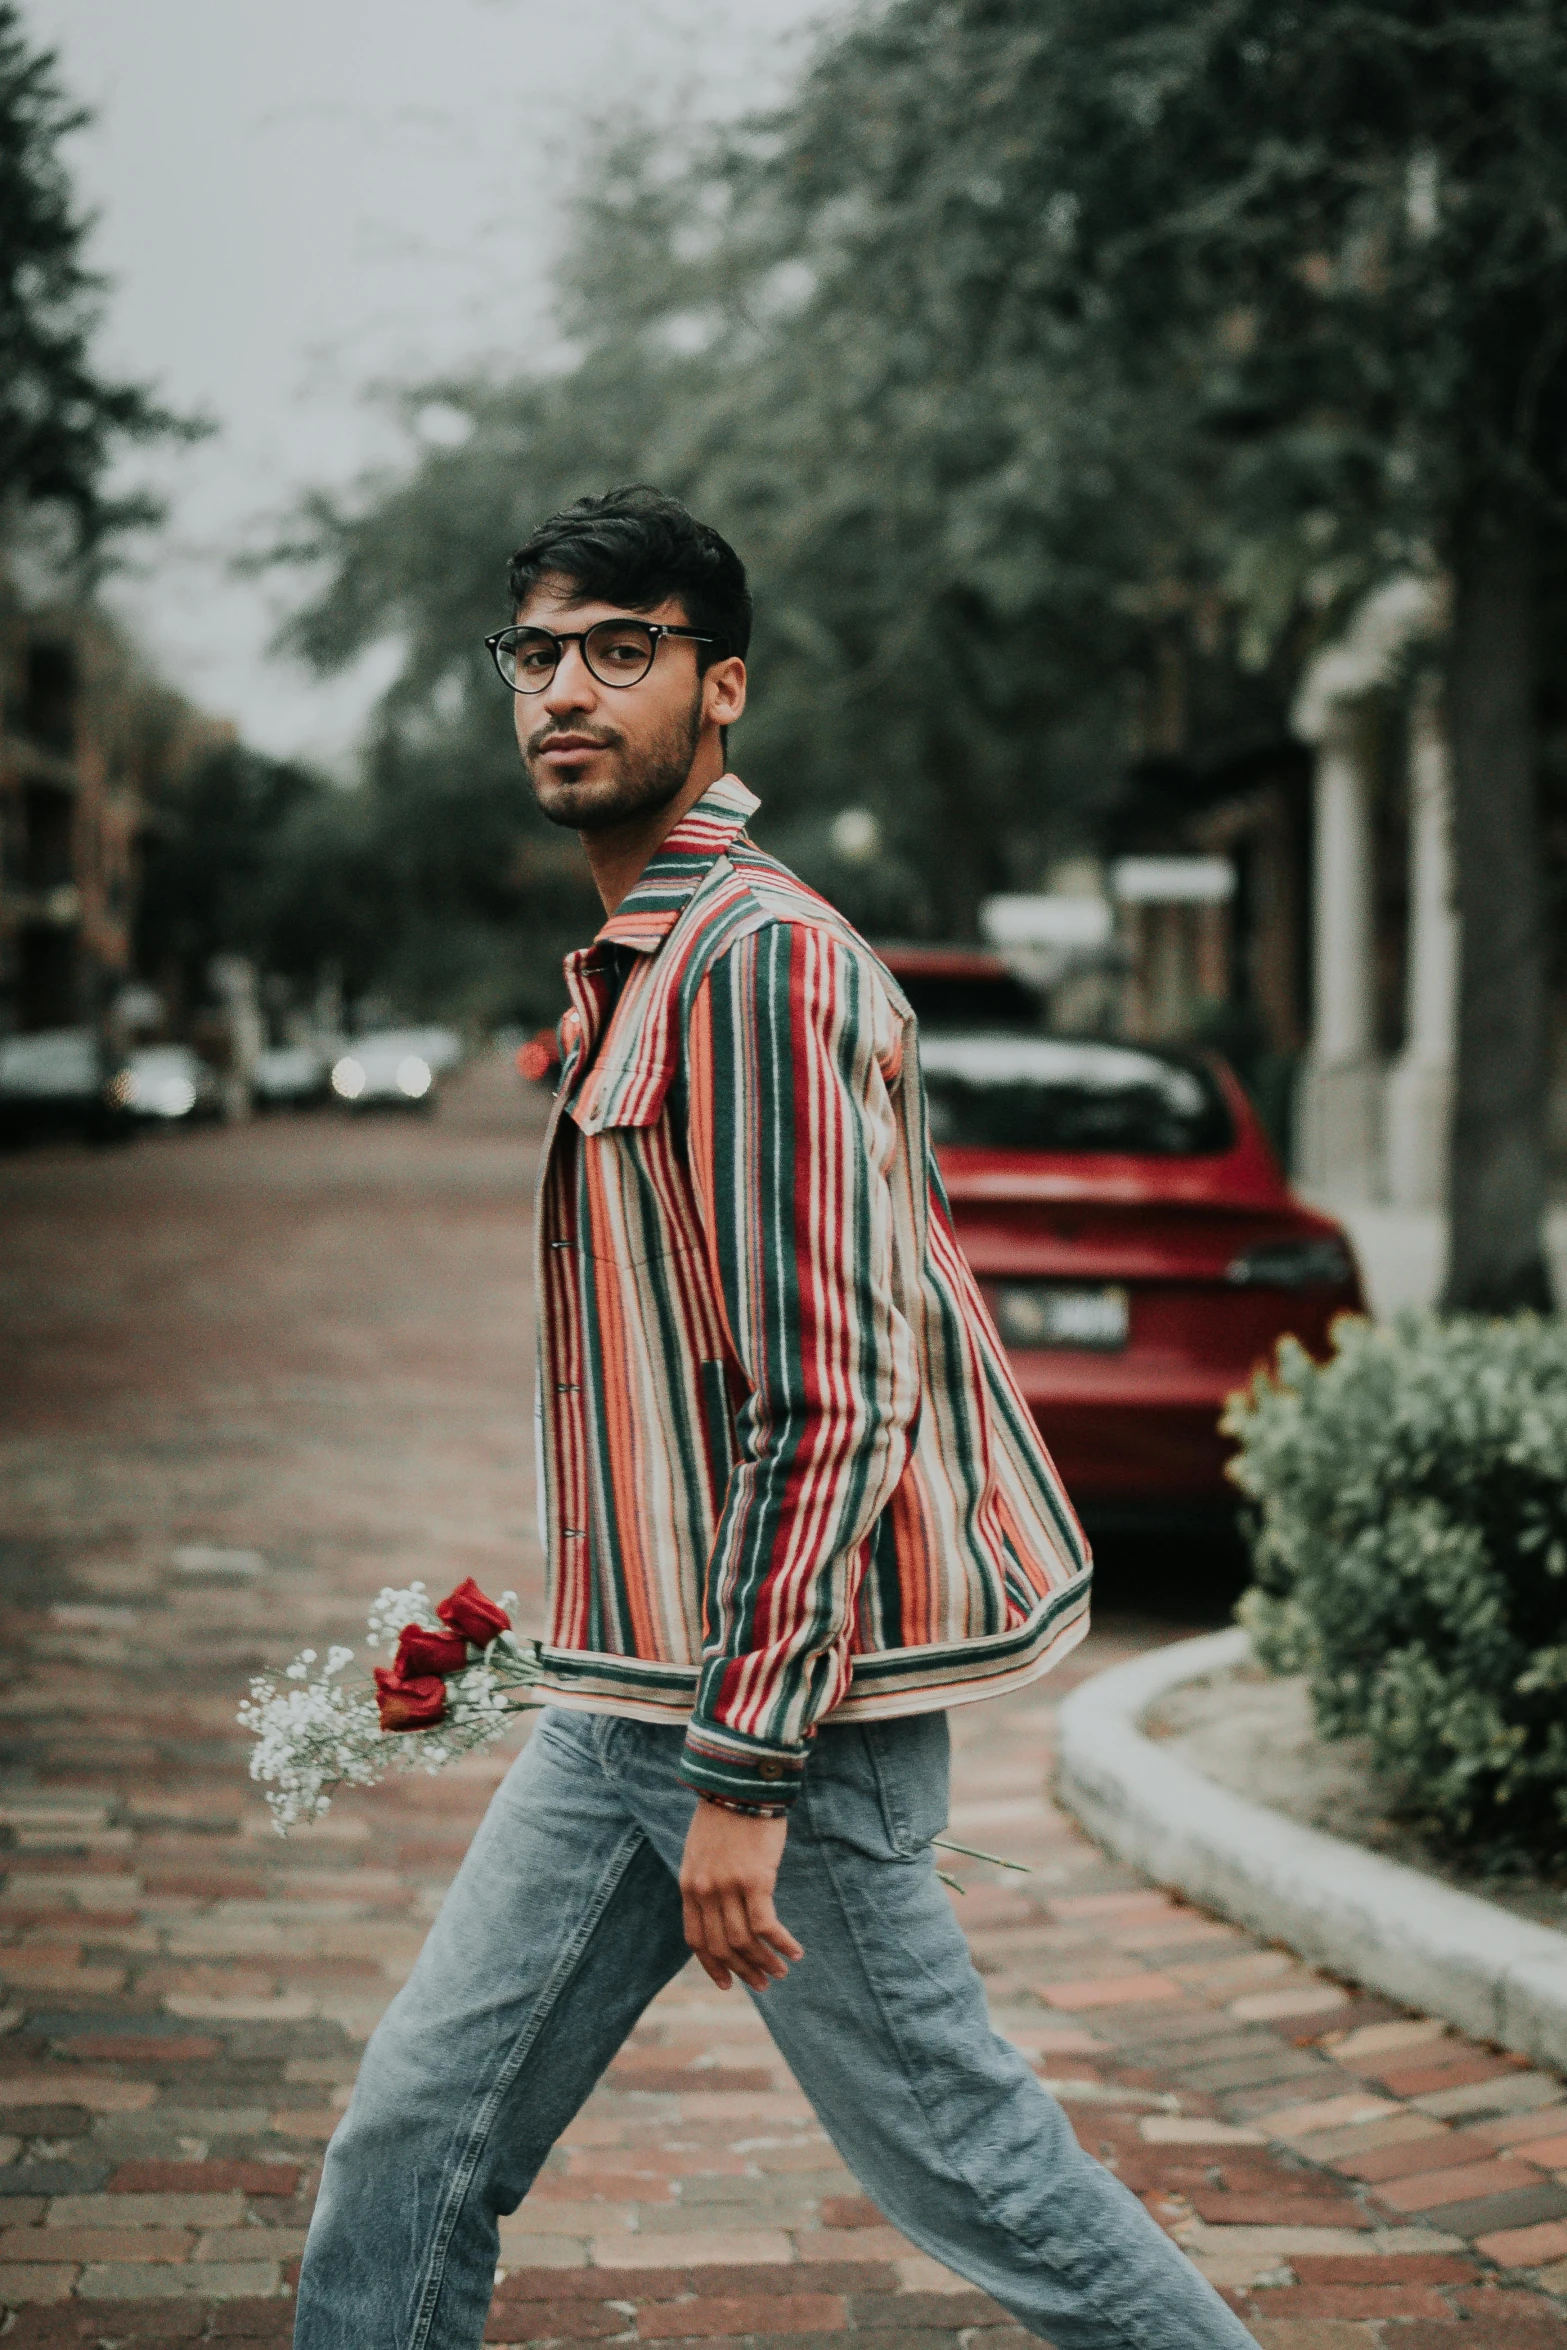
[{"x1": 882, "y1": 947, "x2": 1365, "y2": 1525}]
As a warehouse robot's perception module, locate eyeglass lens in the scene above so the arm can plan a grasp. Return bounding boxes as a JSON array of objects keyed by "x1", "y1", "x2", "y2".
[{"x1": 498, "y1": 620, "x2": 658, "y2": 691}]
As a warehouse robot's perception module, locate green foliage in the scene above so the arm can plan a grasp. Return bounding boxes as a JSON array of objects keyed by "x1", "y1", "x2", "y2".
[
  {"x1": 756, "y1": 0, "x2": 1567, "y2": 653},
  {"x1": 274, "y1": 68, "x2": 1290, "y2": 984},
  {"x1": 136, "y1": 744, "x2": 329, "y2": 1004},
  {"x1": 265, "y1": 0, "x2": 1567, "y2": 1030},
  {"x1": 1226, "y1": 1315, "x2": 1567, "y2": 1866},
  {"x1": 135, "y1": 733, "x2": 595, "y2": 1028},
  {"x1": 0, "y1": 4, "x2": 194, "y2": 552}
]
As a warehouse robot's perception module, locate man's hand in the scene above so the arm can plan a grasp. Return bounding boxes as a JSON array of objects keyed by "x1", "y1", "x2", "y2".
[{"x1": 680, "y1": 1800, "x2": 803, "y2": 1992}]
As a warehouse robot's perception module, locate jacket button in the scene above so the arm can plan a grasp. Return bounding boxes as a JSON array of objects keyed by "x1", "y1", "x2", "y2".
[{"x1": 757, "y1": 1760, "x2": 784, "y2": 1781}]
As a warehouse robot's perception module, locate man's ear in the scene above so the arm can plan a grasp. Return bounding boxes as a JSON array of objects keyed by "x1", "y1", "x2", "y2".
[{"x1": 705, "y1": 656, "x2": 747, "y2": 731}]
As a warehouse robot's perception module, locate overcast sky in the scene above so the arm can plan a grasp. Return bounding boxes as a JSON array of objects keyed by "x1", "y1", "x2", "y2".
[{"x1": 23, "y1": 0, "x2": 853, "y2": 767}]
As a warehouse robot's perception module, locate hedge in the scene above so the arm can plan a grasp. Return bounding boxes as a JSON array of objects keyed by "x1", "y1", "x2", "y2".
[{"x1": 1223, "y1": 1313, "x2": 1567, "y2": 1868}]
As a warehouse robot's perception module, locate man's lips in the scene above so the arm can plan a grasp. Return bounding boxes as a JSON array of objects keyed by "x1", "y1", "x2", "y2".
[{"x1": 533, "y1": 733, "x2": 614, "y2": 761}]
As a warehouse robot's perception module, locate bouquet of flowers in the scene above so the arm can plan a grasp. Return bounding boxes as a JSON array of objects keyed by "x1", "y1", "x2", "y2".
[
  {"x1": 239, "y1": 1576, "x2": 542, "y2": 1834},
  {"x1": 239, "y1": 1574, "x2": 1027, "y2": 1888}
]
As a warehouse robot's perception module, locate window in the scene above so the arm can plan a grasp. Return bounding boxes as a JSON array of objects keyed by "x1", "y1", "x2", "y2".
[{"x1": 920, "y1": 1035, "x2": 1234, "y2": 1156}]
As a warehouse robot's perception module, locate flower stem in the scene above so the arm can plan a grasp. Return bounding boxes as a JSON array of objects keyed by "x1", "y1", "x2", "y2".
[{"x1": 931, "y1": 1837, "x2": 1030, "y2": 1874}]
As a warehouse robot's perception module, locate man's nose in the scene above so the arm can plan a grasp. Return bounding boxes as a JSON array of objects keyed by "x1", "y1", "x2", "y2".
[{"x1": 542, "y1": 645, "x2": 597, "y2": 717}]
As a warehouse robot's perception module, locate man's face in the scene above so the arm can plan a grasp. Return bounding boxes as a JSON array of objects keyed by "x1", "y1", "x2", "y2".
[{"x1": 512, "y1": 577, "x2": 711, "y2": 834}]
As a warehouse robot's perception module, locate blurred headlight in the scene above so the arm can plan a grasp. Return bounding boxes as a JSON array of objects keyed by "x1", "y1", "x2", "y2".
[
  {"x1": 155, "y1": 1079, "x2": 198, "y2": 1117},
  {"x1": 332, "y1": 1057, "x2": 366, "y2": 1100},
  {"x1": 396, "y1": 1056, "x2": 432, "y2": 1098},
  {"x1": 1227, "y1": 1235, "x2": 1355, "y2": 1288}
]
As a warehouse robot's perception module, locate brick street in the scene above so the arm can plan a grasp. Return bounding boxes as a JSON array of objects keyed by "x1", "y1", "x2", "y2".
[{"x1": 2, "y1": 1058, "x2": 1566, "y2": 2348}]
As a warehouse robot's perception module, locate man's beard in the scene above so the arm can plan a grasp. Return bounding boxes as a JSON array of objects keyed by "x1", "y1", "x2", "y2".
[{"x1": 525, "y1": 686, "x2": 705, "y2": 834}]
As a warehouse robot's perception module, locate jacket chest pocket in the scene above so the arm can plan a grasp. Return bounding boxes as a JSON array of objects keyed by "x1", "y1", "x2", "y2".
[
  {"x1": 565, "y1": 1011, "x2": 698, "y2": 1268},
  {"x1": 576, "y1": 1124, "x2": 704, "y2": 1270}
]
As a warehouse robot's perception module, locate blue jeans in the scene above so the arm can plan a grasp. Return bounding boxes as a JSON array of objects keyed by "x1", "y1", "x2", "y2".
[{"x1": 294, "y1": 1708, "x2": 1256, "y2": 2349}]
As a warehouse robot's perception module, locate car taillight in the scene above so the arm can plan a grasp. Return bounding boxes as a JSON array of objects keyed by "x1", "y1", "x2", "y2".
[
  {"x1": 1226, "y1": 1236, "x2": 1356, "y2": 1289},
  {"x1": 516, "y1": 1027, "x2": 561, "y2": 1084}
]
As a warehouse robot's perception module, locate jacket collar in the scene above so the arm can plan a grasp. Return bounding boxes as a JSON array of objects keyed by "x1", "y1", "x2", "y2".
[{"x1": 592, "y1": 773, "x2": 759, "y2": 955}]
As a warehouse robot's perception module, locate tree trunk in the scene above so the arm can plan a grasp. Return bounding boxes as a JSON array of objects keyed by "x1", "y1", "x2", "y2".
[
  {"x1": 1441, "y1": 500, "x2": 1556, "y2": 1313},
  {"x1": 931, "y1": 755, "x2": 1002, "y2": 941}
]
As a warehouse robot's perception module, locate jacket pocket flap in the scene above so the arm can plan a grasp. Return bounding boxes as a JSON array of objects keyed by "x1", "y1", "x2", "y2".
[{"x1": 567, "y1": 1059, "x2": 675, "y2": 1133}]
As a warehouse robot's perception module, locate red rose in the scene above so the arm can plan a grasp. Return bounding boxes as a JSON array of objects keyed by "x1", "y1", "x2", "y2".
[
  {"x1": 395, "y1": 1623, "x2": 469, "y2": 1678},
  {"x1": 435, "y1": 1577, "x2": 510, "y2": 1647},
  {"x1": 373, "y1": 1668, "x2": 447, "y2": 1732}
]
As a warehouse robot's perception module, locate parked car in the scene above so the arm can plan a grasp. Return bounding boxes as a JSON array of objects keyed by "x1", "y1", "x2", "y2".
[
  {"x1": 394, "y1": 1025, "x2": 463, "y2": 1075},
  {"x1": 871, "y1": 943, "x2": 1044, "y2": 1032},
  {"x1": 0, "y1": 1028, "x2": 133, "y2": 1145},
  {"x1": 331, "y1": 1032, "x2": 438, "y2": 1111},
  {"x1": 122, "y1": 1044, "x2": 224, "y2": 1123},
  {"x1": 876, "y1": 949, "x2": 1364, "y2": 1515},
  {"x1": 253, "y1": 1043, "x2": 332, "y2": 1110},
  {"x1": 908, "y1": 1020, "x2": 1363, "y2": 1524}
]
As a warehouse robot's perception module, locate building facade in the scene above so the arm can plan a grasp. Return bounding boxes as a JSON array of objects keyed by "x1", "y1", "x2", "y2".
[
  {"x1": 1106, "y1": 577, "x2": 1567, "y2": 1209},
  {"x1": 0, "y1": 589, "x2": 224, "y2": 1039}
]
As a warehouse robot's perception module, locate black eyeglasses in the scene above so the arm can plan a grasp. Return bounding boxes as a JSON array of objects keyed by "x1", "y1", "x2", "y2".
[{"x1": 484, "y1": 618, "x2": 715, "y2": 694}]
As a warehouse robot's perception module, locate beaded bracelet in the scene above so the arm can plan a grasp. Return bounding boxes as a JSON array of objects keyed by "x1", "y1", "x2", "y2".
[{"x1": 695, "y1": 1791, "x2": 790, "y2": 1821}]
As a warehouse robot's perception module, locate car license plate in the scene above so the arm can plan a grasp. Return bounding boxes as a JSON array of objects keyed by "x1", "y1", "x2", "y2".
[{"x1": 995, "y1": 1282, "x2": 1129, "y2": 1351}]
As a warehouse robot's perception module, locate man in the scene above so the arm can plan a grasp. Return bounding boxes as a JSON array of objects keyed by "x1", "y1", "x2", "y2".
[{"x1": 294, "y1": 487, "x2": 1257, "y2": 2349}]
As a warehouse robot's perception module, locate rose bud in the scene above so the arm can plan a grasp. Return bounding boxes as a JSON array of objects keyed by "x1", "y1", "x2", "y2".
[
  {"x1": 395, "y1": 1623, "x2": 469, "y2": 1678},
  {"x1": 373, "y1": 1668, "x2": 448, "y2": 1732},
  {"x1": 435, "y1": 1577, "x2": 511, "y2": 1647}
]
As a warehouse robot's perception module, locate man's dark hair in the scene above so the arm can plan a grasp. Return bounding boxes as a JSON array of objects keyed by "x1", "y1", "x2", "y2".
[{"x1": 506, "y1": 485, "x2": 752, "y2": 666}]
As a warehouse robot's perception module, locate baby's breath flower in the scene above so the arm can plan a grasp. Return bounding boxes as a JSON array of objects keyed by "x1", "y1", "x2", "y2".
[
  {"x1": 239, "y1": 1593, "x2": 543, "y2": 1835},
  {"x1": 365, "y1": 1583, "x2": 443, "y2": 1650}
]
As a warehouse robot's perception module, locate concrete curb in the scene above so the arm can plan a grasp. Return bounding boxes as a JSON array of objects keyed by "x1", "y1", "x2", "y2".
[{"x1": 1056, "y1": 1627, "x2": 1567, "y2": 2072}]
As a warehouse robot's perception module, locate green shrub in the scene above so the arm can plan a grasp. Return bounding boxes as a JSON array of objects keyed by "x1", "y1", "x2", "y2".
[{"x1": 1224, "y1": 1313, "x2": 1567, "y2": 1868}]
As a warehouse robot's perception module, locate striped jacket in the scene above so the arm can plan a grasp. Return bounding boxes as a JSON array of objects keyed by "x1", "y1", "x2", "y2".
[{"x1": 534, "y1": 775, "x2": 1091, "y2": 1808}]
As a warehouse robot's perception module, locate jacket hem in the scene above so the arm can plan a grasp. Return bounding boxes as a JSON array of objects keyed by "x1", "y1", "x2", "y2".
[{"x1": 534, "y1": 1568, "x2": 1091, "y2": 1726}]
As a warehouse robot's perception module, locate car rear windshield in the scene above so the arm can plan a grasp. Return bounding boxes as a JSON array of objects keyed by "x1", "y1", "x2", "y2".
[
  {"x1": 885, "y1": 969, "x2": 1042, "y2": 1031},
  {"x1": 919, "y1": 1035, "x2": 1234, "y2": 1156}
]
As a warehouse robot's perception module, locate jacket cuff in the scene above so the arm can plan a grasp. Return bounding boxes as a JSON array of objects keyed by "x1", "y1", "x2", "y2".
[{"x1": 679, "y1": 1720, "x2": 806, "y2": 1810}]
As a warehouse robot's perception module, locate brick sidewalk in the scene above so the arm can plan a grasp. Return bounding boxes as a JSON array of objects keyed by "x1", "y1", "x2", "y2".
[{"x1": 2, "y1": 1061, "x2": 1566, "y2": 2347}]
